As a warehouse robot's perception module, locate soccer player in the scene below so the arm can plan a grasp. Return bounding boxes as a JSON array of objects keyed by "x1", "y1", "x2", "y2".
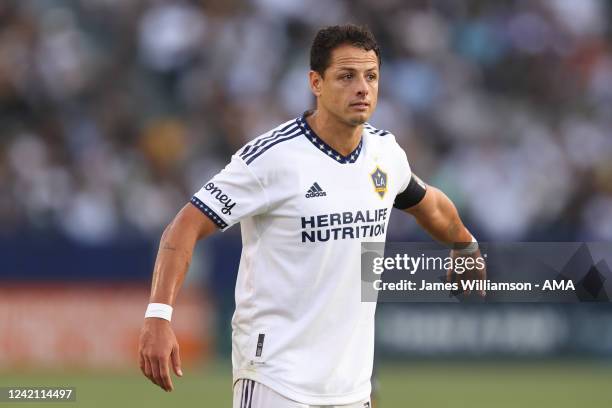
[{"x1": 138, "y1": 24, "x2": 484, "y2": 407}]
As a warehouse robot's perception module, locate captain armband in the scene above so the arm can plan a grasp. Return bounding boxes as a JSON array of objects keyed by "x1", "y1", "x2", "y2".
[{"x1": 393, "y1": 174, "x2": 428, "y2": 210}]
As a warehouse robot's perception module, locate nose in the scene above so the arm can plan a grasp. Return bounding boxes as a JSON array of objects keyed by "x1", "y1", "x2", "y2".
[{"x1": 355, "y1": 76, "x2": 369, "y2": 98}]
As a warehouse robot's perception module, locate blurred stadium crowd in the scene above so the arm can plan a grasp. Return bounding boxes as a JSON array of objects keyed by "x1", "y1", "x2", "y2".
[{"x1": 1, "y1": 0, "x2": 611, "y2": 244}]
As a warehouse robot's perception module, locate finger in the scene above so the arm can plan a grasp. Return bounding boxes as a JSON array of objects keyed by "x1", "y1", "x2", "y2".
[
  {"x1": 149, "y1": 355, "x2": 165, "y2": 390},
  {"x1": 455, "y1": 257, "x2": 470, "y2": 296},
  {"x1": 143, "y1": 355, "x2": 153, "y2": 382},
  {"x1": 171, "y1": 344, "x2": 183, "y2": 377},
  {"x1": 159, "y1": 355, "x2": 174, "y2": 391},
  {"x1": 479, "y1": 265, "x2": 487, "y2": 297},
  {"x1": 447, "y1": 249, "x2": 457, "y2": 284},
  {"x1": 478, "y1": 262, "x2": 487, "y2": 280},
  {"x1": 461, "y1": 265, "x2": 471, "y2": 296},
  {"x1": 447, "y1": 267, "x2": 459, "y2": 297},
  {"x1": 139, "y1": 352, "x2": 146, "y2": 376},
  {"x1": 145, "y1": 355, "x2": 159, "y2": 386},
  {"x1": 471, "y1": 266, "x2": 480, "y2": 296},
  {"x1": 138, "y1": 352, "x2": 147, "y2": 377}
]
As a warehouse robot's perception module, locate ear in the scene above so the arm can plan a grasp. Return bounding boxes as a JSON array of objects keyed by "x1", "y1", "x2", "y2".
[{"x1": 308, "y1": 70, "x2": 323, "y2": 97}]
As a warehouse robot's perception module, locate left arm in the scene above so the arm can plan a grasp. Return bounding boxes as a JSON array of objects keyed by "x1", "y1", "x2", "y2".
[
  {"x1": 402, "y1": 186, "x2": 472, "y2": 246},
  {"x1": 395, "y1": 175, "x2": 485, "y2": 296}
]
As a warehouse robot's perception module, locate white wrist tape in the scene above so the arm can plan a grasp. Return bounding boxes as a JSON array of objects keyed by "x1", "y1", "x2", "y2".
[
  {"x1": 145, "y1": 303, "x2": 173, "y2": 322},
  {"x1": 454, "y1": 234, "x2": 479, "y2": 255}
]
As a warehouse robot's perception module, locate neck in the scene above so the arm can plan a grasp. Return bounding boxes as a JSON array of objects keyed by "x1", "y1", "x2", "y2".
[{"x1": 305, "y1": 109, "x2": 362, "y2": 156}]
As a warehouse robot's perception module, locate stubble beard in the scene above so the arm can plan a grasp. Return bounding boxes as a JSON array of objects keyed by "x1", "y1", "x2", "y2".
[{"x1": 347, "y1": 112, "x2": 369, "y2": 126}]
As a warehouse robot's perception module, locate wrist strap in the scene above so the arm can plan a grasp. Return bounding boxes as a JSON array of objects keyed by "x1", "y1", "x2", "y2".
[
  {"x1": 454, "y1": 234, "x2": 478, "y2": 255},
  {"x1": 145, "y1": 303, "x2": 173, "y2": 322}
]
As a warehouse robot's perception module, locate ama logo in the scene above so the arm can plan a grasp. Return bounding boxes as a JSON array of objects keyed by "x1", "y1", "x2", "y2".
[{"x1": 370, "y1": 167, "x2": 388, "y2": 199}]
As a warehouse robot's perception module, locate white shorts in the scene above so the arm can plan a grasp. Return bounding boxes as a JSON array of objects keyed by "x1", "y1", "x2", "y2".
[{"x1": 232, "y1": 379, "x2": 371, "y2": 408}]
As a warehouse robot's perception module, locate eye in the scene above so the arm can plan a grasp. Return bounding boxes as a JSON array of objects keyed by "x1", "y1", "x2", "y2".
[
  {"x1": 340, "y1": 73, "x2": 353, "y2": 80},
  {"x1": 367, "y1": 73, "x2": 378, "y2": 81}
]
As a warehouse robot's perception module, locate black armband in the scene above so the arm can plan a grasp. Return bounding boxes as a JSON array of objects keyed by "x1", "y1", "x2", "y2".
[{"x1": 393, "y1": 174, "x2": 428, "y2": 209}]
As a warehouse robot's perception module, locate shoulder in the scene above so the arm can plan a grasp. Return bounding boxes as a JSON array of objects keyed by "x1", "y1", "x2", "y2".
[
  {"x1": 363, "y1": 122, "x2": 404, "y2": 154},
  {"x1": 364, "y1": 122, "x2": 411, "y2": 175},
  {"x1": 236, "y1": 118, "x2": 304, "y2": 166},
  {"x1": 364, "y1": 122, "x2": 392, "y2": 137}
]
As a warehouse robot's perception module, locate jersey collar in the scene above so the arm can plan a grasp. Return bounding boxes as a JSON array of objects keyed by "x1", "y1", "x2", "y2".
[{"x1": 297, "y1": 113, "x2": 363, "y2": 165}]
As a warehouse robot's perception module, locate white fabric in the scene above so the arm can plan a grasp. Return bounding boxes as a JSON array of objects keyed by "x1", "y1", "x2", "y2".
[
  {"x1": 453, "y1": 234, "x2": 478, "y2": 257},
  {"x1": 144, "y1": 303, "x2": 173, "y2": 321},
  {"x1": 193, "y1": 116, "x2": 410, "y2": 405},
  {"x1": 232, "y1": 379, "x2": 372, "y2": 408}
]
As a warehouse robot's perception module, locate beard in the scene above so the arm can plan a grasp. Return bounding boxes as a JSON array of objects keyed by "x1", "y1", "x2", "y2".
[{"x1": 347, "y1": 113, "x2": 369, "y2": 126}]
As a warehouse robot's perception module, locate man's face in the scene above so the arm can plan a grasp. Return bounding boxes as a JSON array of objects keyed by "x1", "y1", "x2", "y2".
[{"x1": 310, "y1": 44, "x2": 379, "y2": 126}]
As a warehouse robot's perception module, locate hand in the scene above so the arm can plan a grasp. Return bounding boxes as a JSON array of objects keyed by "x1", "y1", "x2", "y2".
[
  {"x1": 446, "y1": 247, "x2": 487, "y2": 297},
  {"x1": 138, "y1": 318, "x2": 183, "y2": 391}
]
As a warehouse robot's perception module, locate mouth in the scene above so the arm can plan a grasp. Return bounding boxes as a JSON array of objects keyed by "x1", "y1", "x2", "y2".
[{"x1": 349, "y1": 102, "x2": 370, "y2": 111}]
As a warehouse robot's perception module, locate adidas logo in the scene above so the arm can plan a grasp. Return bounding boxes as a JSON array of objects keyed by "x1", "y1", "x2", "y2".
[{"x1": 305, "y1": 182, "x2": 327, "y2": 198}]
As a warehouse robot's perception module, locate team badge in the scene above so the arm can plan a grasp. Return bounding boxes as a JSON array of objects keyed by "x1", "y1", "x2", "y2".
[{"x1": 370, "y1": 166, "x2": 388, "y2": 199}]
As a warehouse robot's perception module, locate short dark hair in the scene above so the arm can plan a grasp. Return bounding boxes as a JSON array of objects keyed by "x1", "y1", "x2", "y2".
[{"x1": 310, "y1": 24, "x2": 381, "y2": 76}]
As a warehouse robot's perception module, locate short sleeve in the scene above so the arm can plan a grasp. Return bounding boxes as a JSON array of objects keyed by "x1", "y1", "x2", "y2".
[
  {"x1": 191, "y1": 155, "x2": 269, "y2": 231},
  {"x1": 396, "y1": 143, "x2": 412, "y2": 194},
  {"x1": 393, "y1": 143, "x2": 428, "y2": 210}
]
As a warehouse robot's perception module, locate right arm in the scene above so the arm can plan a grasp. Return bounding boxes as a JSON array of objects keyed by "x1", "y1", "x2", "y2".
[
  {"x1": 149, "y1": 204, "x2": 217, "y2": 307},
  {"x1": 139, "y1": 149, "x2": 270, "y2": 390},
  {"x1": 138, "y1": 203, "x2": 218, "y2": 392}
]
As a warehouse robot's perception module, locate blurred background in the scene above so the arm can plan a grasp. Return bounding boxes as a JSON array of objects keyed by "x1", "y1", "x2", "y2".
[{"x1": 1, "y1": 0, "x2": 612, "y2": 407}]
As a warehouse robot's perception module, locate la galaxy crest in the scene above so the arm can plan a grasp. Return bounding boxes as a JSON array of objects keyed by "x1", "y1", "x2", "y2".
[{"x1": 370, "y1": 166, "x2": 388, "y2": 199}]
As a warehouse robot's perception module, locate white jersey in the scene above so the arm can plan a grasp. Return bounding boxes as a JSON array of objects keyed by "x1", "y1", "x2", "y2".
[{"x1": 192, "y1": 113, "x2": 411, "y2": 405}]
